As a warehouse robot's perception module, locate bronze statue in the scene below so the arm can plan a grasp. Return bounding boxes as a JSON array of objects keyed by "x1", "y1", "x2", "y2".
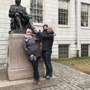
[{"x1": 9, "y1": 0, "x2": 35, "y2": 34}]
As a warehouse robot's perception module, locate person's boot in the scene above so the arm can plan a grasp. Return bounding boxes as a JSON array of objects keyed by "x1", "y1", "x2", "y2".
[
  {"x1": 46, "y1": 76, "x2": 52, "y2": 80},
  {"x1": 36, "y1": 79, "x2": 41, "y2": 84},
  {"x1": 33, "y1": 78, "x2": 37, "y2": 84}
]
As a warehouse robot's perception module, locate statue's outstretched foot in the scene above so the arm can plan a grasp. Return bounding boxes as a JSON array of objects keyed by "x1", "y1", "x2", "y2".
[{"x1": 19, "y1": 28, "x2": 23, "y2": 30}]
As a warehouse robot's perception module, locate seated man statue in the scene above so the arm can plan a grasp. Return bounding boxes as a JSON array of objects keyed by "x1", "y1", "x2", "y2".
[{"x1": 9, "y1": 0, "x2": 35, "y2": 33}]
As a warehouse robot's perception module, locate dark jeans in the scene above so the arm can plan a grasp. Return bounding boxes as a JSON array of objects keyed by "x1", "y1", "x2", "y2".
[
  {"x1": 42, "y1": 50, "x2": 53, "y2": 77},
  {"x1": 29, "y1": 57, "x2": 40, "y2": 79}
]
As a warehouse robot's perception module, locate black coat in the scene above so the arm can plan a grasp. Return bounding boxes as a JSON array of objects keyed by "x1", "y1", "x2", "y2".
[
  {"x1": 23, "y1": 36, "x2": 41, "y2": 57},
  {"x1": 39, "y1": 32, "x2": 54, "y2": 51}
]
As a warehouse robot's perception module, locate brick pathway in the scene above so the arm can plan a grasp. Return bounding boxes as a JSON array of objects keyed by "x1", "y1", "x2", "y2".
[{"x1": 37, "y1": 62, "x2": 90, "y2": 90}]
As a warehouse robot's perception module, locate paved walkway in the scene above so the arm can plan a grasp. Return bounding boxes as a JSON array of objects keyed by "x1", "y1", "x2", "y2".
[{"x1": 38, "y1": 62, "x2": 90, "y2": 90}]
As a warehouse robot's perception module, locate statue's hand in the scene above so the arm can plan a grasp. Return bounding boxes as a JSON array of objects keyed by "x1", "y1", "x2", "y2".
[
  {"x1": 34, "y1": 29, "x2": 39, "y2": 34},
  {"x1": 30, "y1": 54, "x2": 34, "y2": 58},
  {"x1": 15, "y1": 13, "x2": 20, "y2": 16},
  {"x1": 35, "y1": 29, "x2": 39, "y2": 32},
  {"x1": 18, "y1": 11, "x2": 23, "y2": 15}
]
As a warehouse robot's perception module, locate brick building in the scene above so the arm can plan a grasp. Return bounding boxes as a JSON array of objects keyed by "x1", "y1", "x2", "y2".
[{"x1": 0, "y1": 0, "x2": 90, "y2": 65}]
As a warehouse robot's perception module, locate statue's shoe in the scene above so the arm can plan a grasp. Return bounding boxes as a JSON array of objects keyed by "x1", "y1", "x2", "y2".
[{"x1": 19, "y1": 28, "x2": 23, "y2": 30}]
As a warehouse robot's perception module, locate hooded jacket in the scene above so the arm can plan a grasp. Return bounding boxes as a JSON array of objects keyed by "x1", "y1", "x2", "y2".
[{"x1": 23, "y1": 36, "x2": 41, "y2": 57}]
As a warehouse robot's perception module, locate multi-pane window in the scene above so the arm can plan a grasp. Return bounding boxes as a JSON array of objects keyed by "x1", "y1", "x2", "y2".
[
  {"x1": 58, "y1": 0, "x2": 68, "y2": 25},
  {"x1": 30, "y1": 0, "x2": 43, "y2": 23},
  {"x1": 59, "y1": 45, "x2": 68, "y2": 59},
  {"x1": 81, "y1": 45, "x2": 88, "y2": 57},
  {"x1": 81, "y1": 4, "x2": 89, "y2": 27}
]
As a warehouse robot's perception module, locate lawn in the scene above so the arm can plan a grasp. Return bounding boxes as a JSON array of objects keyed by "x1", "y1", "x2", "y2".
[{"x1": 52, "y1": 57, "x2": 90, "y2": 74}]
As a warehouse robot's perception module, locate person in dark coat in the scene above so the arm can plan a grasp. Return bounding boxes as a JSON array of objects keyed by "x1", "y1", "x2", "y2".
[
  {"x1": 23, "y1": 29, "x2": 41, "y2": 84},
  {"x1": 37, "y1": 27, "x2": 56, "y2": 80},
  {"x1": 35, "y1": 24, "x2": 48, "y2": 44}
]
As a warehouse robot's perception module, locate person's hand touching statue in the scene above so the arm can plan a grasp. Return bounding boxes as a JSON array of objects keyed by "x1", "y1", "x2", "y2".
[{"x1": 30, "y1": 54, "x2": 34, "y2": 58}]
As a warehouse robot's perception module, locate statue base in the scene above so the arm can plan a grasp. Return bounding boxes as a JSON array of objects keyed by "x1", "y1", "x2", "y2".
[
  {"x1": 1, "y1": 33, "x2": 56, "y2": 89},
  {"x1": 0, "y1": 67, "x2": 56, "y2": 90},
  {"x1": 9, "y1": 30, "x2": 26, "y2": 34},
  {"x1": 7, "y1": 34, "x2": 44, "y2": 80}
]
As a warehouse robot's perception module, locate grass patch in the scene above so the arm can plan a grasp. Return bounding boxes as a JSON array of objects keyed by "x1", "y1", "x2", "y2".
[{"x1": 52, "y1": 57, "x2": 90, "y2": 74}]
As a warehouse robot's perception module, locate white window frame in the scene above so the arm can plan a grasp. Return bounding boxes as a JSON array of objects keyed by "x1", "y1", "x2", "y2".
[
  {"x1": 30, "y1": 0, "x2": 44, "y2": 26},
  {"x1": 81, "y1": 3, "x2": 90, "y2": 29},
  {"x1": 58, "y1": 0, "x2": 70, "y2": 28}
]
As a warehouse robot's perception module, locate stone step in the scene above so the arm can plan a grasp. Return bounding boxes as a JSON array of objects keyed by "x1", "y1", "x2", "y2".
[
  {"x1": 0, "y1": 76, "x2": 56, "y2": 90},
  {"x1": 8, "y1": 67, "x2": 44, "y2": 80},
  {"x1": 0, "y1": 67, "x2": 56, "y2": 90}
]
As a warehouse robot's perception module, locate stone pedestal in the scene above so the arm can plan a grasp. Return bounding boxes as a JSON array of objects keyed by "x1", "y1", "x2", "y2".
[
  {"x1": 0, "y1": 72, "x2": 56, "y2": 90},
  {"x1": 8, "y1": 34, "x2": 44, "y2": 80}
]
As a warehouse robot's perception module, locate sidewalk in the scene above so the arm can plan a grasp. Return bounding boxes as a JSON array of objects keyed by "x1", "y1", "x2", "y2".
[{"x1": 38, "y1": 62, "x2": 90, "y2": 90}]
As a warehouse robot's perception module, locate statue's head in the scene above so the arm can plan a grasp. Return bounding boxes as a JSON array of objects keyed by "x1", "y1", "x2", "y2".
[{"x1": 15, "y1": 0, "x2": 21, "y2": 5}]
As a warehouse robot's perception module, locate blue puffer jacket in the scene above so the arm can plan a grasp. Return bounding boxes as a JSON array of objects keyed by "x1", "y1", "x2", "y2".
[{"x1": 23, "y1": 36, "x2": 41, "y2": 57}]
